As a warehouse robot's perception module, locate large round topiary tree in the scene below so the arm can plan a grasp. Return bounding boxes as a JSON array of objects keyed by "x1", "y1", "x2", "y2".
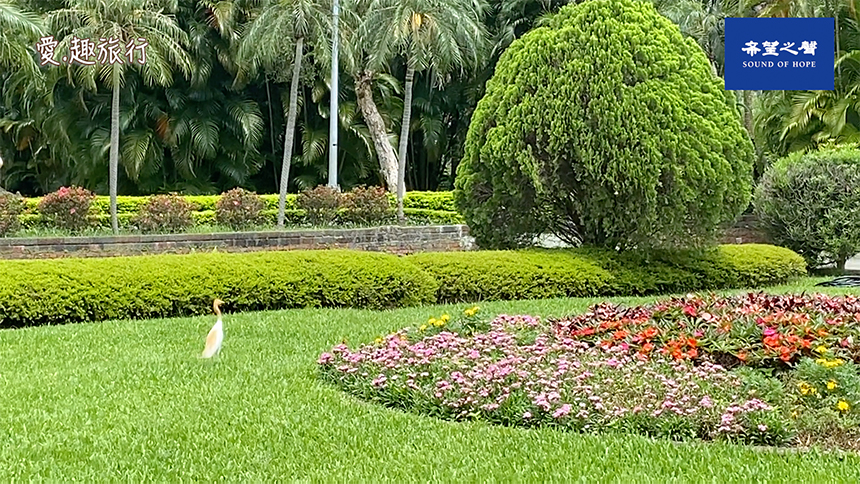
[{"x1": 454, "y1": 0, "x2": 755, "y2": 250}]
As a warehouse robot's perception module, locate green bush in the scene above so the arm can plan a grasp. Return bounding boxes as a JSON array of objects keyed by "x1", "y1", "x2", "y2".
[
  {"x1": 133, "y1": 193, "x2": 196, "y2": 234},
  {"x1": 754, "y1": 145, "x2": 860, "y2": 270},
  {"x1": 405, "y1": 244, "x2": 806, "y2": 303},
  {"x1": 454, "y1": 0, "x2": 754, "y2": 251},
  {"x1": 0, "y1": 250, "x2": 438, "y2": 328},
  {"x1": 0, "y1": 192, "x2": 25, "y2": 236},
  {"x1": 216, "y1": 188, "x2": 265, "y2": 229},
  {"x1": 402, "y1": 208, "x2": 464, "y2": 225},
  {"x1": 400, "y1": 192, "x2": 456, "y2": 212}
]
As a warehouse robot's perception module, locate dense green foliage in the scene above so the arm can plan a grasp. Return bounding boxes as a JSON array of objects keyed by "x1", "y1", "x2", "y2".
[
  {"x1": 0, "y1": 244, "x2": 805, "y2": 328},
  {"x1": 405, "y1": 245, "x2": 806, "y2": 303},
  {"x1": 455, "y1": 0, "x2": 755, "y2": 251},
  {"x1": 0, "y1": 250, "x2": 438, "y2": 328},
  {"x1": 754, "y1": 145, "x2": 860, "y2": 270}
]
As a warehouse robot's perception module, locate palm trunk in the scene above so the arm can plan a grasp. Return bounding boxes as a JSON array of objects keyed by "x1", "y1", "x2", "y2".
[
  {"x1": 354, "y1": 71, "x2": 398, "y2": 191},
  {"x1": 396, "y1": 66, "x2": 414, "y2": 223},
  {"x1": 277, "y1": 37, "x2": 304, "y2": 228},
  {"x1": 109, "y1": 75, "x2": 120, "y2": 235}
]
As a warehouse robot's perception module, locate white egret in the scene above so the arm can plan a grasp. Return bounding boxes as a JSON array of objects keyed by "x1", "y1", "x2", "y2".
[{"x1": 201, "y1": 299, "x2": 225, "y2": 358}]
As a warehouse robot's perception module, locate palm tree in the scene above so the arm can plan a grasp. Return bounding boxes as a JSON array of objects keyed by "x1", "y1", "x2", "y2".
[
  {"x1": 751, "y1": 0, "x2": 860, "y2": 158},
  {"x1": 334, "y1": 0, "x2": 401, "y2": 192},
  {"x1": 47, "y1": 0, "x2": 193, "y2": 233},
  {"x1": 364, "y1": 0, "x2": 489, "y2": 222},
  {"x1": 238, "y1": 0, "x2": 330, "y2": 227},
  {"x1": 0, "y1": 0, "x2": 44, "y2": 80}
]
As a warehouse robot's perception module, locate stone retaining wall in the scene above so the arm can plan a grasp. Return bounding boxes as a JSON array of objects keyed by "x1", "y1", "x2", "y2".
[{"x1": 0, "y1": 225, "x2": 474, "y2": 259}]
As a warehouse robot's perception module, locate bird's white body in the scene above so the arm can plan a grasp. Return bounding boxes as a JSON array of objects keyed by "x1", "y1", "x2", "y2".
[
  {"x1": 202, "y1": 317, "x2": 223, "y2": 358},
  {"x1": 202, "y1": 298, "x2": 225, "y2": 358}
]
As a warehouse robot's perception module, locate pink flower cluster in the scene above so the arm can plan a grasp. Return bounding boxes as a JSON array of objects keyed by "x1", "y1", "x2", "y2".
[{"x1": 319, "y1": 313, "x2": 786, "y2": 442}]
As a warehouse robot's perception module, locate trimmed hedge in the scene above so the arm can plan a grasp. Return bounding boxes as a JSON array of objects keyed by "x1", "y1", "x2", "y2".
[
  {"x1": 405, "y1": 244, "x2": 807, "y2": 303},
  {"x1": 15, "y1": 208, "x2": 461, "y2": 230},
  {"x1": 0, "y1": 250, "x2": 438, "y2": 328},
  {"x1": 0, "y1": 244, "x2": 807, "y2": 328},
  {"x1": 21, "y1": 191, "x2": 456, "y2": 217}
]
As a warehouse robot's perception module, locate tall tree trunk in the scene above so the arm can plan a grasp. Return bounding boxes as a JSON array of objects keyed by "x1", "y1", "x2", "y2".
[
  {"x1": 742, "y1": 90, "x2": 754, "y2": 137},
  {"x1": 277, "y1": 37, "x2": 304, "y2": 228},
  {"x1": 109, "y1": 76, "x2": 120, "y2": 235},
  {"x1": 354, "y1": 71, "x2": 398, "y2": 191},
  {"x1": 396, "y1": 66, "x2": 415, "y2": 223}
]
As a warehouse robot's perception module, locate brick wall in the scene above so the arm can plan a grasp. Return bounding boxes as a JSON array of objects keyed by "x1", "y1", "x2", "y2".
[
  {"x1": 720, "y1": 214, "x2": 769, "y2": 244},
  {"x1": 0, "y1": 225, "x2": 475, "y2": 259}
]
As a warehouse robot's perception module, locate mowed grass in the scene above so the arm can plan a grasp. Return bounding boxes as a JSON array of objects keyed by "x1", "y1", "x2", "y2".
[{"x1": 1, "y1": 278, "x2": 859, "y2": 483}]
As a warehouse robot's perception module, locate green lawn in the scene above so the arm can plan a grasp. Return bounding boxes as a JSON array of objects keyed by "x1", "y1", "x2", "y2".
[{"x1": 0, "y1": 278, "x2": 858, "y2": 483}]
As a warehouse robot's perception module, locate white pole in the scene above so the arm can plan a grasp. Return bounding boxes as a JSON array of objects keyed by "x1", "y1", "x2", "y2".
[{"x1": 327, "y1": 0, "x2": 340, "y2": 189}]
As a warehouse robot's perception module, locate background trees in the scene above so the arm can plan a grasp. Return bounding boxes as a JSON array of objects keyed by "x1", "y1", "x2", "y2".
[{"x1": 0, "y1": 0, "x2": 855, "y2": 213}]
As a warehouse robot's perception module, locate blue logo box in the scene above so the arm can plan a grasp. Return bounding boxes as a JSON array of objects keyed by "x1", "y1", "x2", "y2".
[{"x1": 724, "y1": 17, "x2": 834, "y2": 91}]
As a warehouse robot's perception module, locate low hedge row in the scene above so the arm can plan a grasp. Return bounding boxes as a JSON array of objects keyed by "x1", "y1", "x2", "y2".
[
  {"x1": 0, "y1": 250, "x2": 438, "y2": 328},
  {"x1": 21, "y1": 191, "x2": 456, "y2": 217},
  {"x1": 0, "y1": 244, "x2": 807, "y2": 328},
  {"x1": 15, "y1": 208, "x2": 463, "y2": 230},
  {"x1": 403, "y1": 244, "x2": 808, "y2": 303}
]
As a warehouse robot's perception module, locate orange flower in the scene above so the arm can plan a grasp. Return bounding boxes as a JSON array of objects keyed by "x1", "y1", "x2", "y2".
[{"x1": 613, "y1": 330, "x2": 629, "y2": 340}]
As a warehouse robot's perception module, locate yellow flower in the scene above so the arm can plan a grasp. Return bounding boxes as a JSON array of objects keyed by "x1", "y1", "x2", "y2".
[
  {"x1": 419, "y1": 324, "x2": 428, "y2": 331},
  {"x1": 818, "y1": 358, "x2": 846, "y2": 368},
  {"x1": 837, "y1": 400, "x2": 851, "y2": 412},
  {"x1": 816, "y1": 345, "x2": 828, "y2": 354},
  {"x1": 464, "y1": 309, "x2": 475, "y2": 317},
  {"x1": 791, "y1": 410, "x2": 799, "y2": 419},
  {"x1": 428, "y1": 317, "x2": 437, "y2": 325},
  {"x1": 374, "y1": 337, "x2": 384, "y2": 344},
  {"x1": 797, "y1": 382, "x2": 816, "y2": 395},
  {"x1": 441, "y1": 314, "x2": 450, "y2": 322},
  {"x1": 827, "y1": 380, "x2": 838, "y2": 390}
]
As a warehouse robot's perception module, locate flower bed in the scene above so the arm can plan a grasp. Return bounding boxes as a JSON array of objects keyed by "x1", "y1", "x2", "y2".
[
  {"x1": 552, "y1": 292, "x2": 860, "y2": 367},
  {"x1": 319, "y1": 293, "x2": 860, "y2": 450}
]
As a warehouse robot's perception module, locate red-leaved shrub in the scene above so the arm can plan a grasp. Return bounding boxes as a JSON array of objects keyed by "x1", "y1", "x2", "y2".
[
  {"x1": 216, "y1": 188, "x2": 265, "y2": 229},
  {"x1": 37, "y1": 186, "x2": 95, "y2": 231},
  {"x1": 133, "y1": 193, "x2": 196, "y2": 233}
]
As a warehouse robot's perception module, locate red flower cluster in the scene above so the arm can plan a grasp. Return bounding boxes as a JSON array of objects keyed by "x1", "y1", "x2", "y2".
[{"x1": 551, "y1": 292, "x2": 860, "y2": 367}]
